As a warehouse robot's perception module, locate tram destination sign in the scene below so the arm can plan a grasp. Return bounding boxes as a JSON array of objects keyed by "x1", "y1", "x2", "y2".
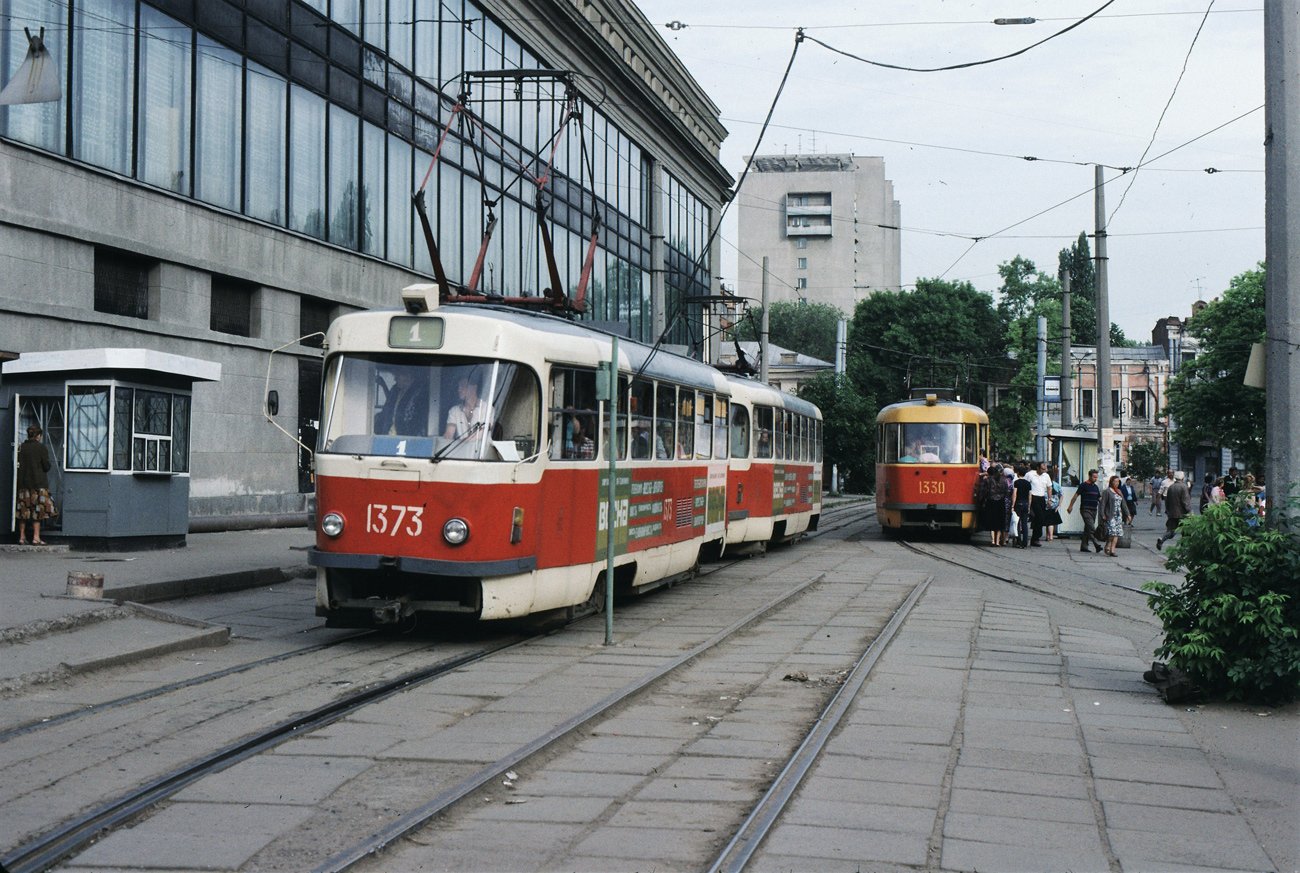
[{"x1": 388, "y1": 316, "x2": 445, "y2": 349}]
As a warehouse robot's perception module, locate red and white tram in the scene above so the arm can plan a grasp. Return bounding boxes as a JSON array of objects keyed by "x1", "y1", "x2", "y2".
[{"x1": 309, "y1": 283, "x2": 822, "y2": 628}]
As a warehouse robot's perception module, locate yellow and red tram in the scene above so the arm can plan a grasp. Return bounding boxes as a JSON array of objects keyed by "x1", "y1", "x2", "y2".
[{"x1": 875, "y1": 392, "x2": 988, "y2": 535}]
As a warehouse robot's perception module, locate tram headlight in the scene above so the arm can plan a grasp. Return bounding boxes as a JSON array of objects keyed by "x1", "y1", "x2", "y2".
[
  {"x1": 442, "y1": 517, "x2": 470, "y2": 545},
  {"x1": 321, "y1": 512, "x2": 345, "y2": 538}
]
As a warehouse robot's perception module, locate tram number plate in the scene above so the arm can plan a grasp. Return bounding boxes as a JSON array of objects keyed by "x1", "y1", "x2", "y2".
[
  {"x1": 366, "y1": 503, "x2": 425, "y2": 536},
  {"x1": 918, "y1": 480, "x2": 946, "y2": 496}
]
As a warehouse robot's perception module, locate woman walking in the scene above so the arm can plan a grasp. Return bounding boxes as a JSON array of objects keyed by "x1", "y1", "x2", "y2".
[{"x1": 1098, "y1": 474, "x2": 1131, "y2": 557}]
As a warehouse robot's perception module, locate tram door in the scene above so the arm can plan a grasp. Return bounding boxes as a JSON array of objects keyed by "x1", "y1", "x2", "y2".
[
  {"x1": 11, "y1": 395, "x2": 65, "y2": 534},
  {"x1": 297, "y1": 359, "x2": 321, "y2": 493}
]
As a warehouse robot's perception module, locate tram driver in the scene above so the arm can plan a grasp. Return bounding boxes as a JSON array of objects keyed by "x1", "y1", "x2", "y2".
[{"x1": 444, "y1": 373, "x2": 490, "y2": 441}]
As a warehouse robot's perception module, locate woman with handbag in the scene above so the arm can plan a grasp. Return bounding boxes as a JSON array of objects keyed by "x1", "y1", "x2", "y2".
[
  {"x1": 16, "y1": 425, "x2": 55, "y2": 546},
  {"x1": 1097, "y1": 474, "x2": 1131, "y2": 557}
]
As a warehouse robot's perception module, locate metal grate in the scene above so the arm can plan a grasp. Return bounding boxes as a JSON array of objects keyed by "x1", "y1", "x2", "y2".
[
  {"x1": 94, "y1": 249, "x2": 151, "y2": 319},
  {"x1": 210, "y1": 276, "x2": 255, "y2": 336}
]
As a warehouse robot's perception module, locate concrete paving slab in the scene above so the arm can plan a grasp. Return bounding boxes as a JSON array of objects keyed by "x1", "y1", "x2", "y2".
[
  {"x1": 475, "y1": 793, "x2": 614, "y2": 823},
  {"x1": 950, "y1": 765, "x2": 1091, "y2": 799},
  {"x1": 940, "y1": 837, "x2": 1112, "y2": 873},
  {"x1": 757, "y1": 822, "x2": 931, "y2": 867},
  {"x1": 779, "y1": 797, "x2": 935, "y2": 834},
  {"x1": 1107, "y1": 823, "x2": 1277, "y2": 872},
  {"x1": 947, "y1": 786, "x2": 1097, "y2": 824},
  {"x1": 172, "y1": 754, "x2": 372, "y2": 804},
  {"x1": 570, "y1": 823, "x2": 724, "y2": 863},
  {"x1": 70, "y1": 801, "x2": 315, "y2": 869},
  {"x1": 632, "y1": 775, "x2": 759, "y2": 803},
  {"x1": 1093, "y1": 777, "x2": 1238, "y2": 812},
  {"x1": 509, "y1": 769, "x2": 647, "y2": 798},
  {"x1": 1089, "y1": 756, "x2": 1224, "y2": 788}
]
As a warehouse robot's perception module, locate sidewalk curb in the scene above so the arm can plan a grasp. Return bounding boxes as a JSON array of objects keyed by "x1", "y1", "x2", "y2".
[
  {"x1": 101, "y1": 564, "x2": 312, "y2": 603},
  {"x1": 63, "y1": 624, "x2": 231, "y2": 676}
]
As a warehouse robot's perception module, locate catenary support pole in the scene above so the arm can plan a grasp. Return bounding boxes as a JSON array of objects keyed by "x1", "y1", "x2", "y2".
[
  {"x1": 1037, "y1": 316, "x2": 1047, "y2": 460},
  {"x1": 1264, "y1": 1, "x2": 1299, "y2": 497},
  {"x1": 760, "y1": 256, "x2": 770, "y2": 385},
  {"x1": 1094, "y1": 165, "x2": 1114, "y2": 479},
  {"x1": 1061, "y1": 271, "x2": 1073, "y2": 430}
]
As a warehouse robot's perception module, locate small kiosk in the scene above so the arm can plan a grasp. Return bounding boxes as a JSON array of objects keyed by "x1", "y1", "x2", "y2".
[
  {"x1": 4, "y1": 348, "x2": 221, "y2": 549},
  {"x1": 1049, "y1": 428, "x2": 1100, "y2": 537}
]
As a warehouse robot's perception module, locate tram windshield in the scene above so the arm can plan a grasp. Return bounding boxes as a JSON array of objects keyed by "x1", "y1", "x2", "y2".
[
  {"x1": 880, "y1": 422, "x2": 978, "y2": 465},
  {"x1": 319, "y1": 354, "x2": 541, "y2": 461}
]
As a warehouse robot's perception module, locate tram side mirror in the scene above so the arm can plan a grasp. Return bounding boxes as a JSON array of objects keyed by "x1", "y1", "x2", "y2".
[{"x1": 266, "y1": 390, "x2": 279, "y2": 416}]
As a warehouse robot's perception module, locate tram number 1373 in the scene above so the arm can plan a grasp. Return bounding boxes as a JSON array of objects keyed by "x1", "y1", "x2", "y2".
[
  {"x1": 918, "y1": 480, "x2": 946, "y2": 496},
  {"x1": 366, "y1": 503, "x2": 425, "y2": 536}
]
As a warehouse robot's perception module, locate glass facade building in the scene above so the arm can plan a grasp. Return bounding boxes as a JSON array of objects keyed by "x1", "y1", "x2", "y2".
[{"x1": 0, "y1": 0, "x2": 717, "y2": 344}]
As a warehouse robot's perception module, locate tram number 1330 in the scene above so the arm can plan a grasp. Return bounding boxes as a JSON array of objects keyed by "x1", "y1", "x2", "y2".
[
  {"x1": 917, "y1": 480, "x2": 946, "y2": 496},
  {"x1": 366, "y1": 504, "x2": 425, "y2": 536}
]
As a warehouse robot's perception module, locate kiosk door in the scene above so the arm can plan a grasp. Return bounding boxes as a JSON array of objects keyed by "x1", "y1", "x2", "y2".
[{"x1": 12, "y1": 395, "x2": 65, "y2": 533}]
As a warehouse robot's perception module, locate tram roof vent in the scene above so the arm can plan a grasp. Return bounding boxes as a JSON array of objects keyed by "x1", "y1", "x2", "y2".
[
  {"x1": 401, "y1": 283, "x2": 441, "y2": 314},
  {"x1": 924, "y1": 393, "x2": 938, "y2": 406}
]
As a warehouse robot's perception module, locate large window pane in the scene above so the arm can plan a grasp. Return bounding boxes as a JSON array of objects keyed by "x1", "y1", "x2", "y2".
[
  {"x1": 387, "y1": 134, "x2": 413, "y2": 266},
  {"x1": 71, "y1": 0, "x2": 134, "y2": 174},
  {"x1": 113, "y1": 387, "x2": 133, "y2": 469},
  {"x1": 171, "y1": 395, "x2": 191, "y2": 473},
  {"x1": 289, "y1": 85, "x2": 327, "y2": 237},
  {"x1": 138, "y1": 8, "x2": 192, "y2": 193},
  {"x1": 67, "y1": 386, "x2": 109, "y2": 470},
  {"x1": 361, "y1": 121, "x2": 386, "y2": 256},
  {"x1": 388, "y1": 0, "x2": 414, "y2": 70},
  {"x1": 195, "y1": 37, "x2": 242, "y2": 210},
  {"x1": 245, "y1": 63, "x2": 287, "y2": 224},
  {"x1": 413, "y1": 0, "x2": 438, "y2": 81},
  {"x1": 328, "y1": 105, "x2": 359, "y2": 247},
  {"x1": 1, "y1": 0, "x2": 66, "y2": 149},
  {"x1": 334, "y1": 0, "x2": 361, "y2": 34}
]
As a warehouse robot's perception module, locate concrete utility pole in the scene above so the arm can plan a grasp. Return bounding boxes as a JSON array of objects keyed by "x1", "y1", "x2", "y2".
[
  {"x1": 1061, "y1": 271, "x2": 1073, "y2": 429},
  {"x1": 1265, "y1": 2, "x2": 1299, "y2": 495},
  {"x1": 1036, "y1": 316, "x2": 1047, "y2": 460},
  {"x1": 760, "y1": 256, "x2": 770, "y2": 385},
  {"x1": 1094, "y1": 165, "x2": 1114, "y2": 480}
]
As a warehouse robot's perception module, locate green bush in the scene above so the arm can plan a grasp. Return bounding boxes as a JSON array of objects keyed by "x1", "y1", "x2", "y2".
[{"x1": 1142, "y1": 496, "x2": 1300, "y2": 703}]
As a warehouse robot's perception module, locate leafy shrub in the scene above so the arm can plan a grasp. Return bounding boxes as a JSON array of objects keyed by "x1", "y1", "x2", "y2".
[{"x1": 1142, "y1": 496, "x2": 1300, "y2": 703}]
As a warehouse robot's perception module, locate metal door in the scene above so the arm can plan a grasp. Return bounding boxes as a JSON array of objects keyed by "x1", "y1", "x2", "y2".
[{"x1": 12, "y1": 394, "x2": 65, "y2": 533}]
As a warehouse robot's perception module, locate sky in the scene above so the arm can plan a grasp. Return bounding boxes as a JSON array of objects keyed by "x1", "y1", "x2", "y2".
[{"x1": 631, "y1": 0, "x2": 1265, "y2": 341}]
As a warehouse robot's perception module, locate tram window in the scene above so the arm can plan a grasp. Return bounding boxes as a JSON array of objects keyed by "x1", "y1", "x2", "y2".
[
  {"x1": 755, "y1": 406, "x2": 774, "y2": 458},
  {"x1": 320, "y1": 355, "x2": 538, "y2": 461},
  {"x1": 655, "y1": 382, "x2": 676, "y2": 460},
  {"x1": 549, "y1": 367, "x2": 599, "y2": 461},
  {"x1": 730, "y1": 403, "x2": 750, "y2": 459},
  {"x1": 631, "y1": 378, "x2": 655, "y2": 460},
  {"x1": 677, "y1": 391, "x2": 695, "y2": 459},
  {"x1": 696, "y1": 393, "x2": 712, "y2": 460},
  {"x1": 713, "y1": 396, "x2": 729, "y2": 460},
  {"x1": 881, "y1": 423, "x2": 899, "y2": 463},
  {"x1": 798, "y1": 415, "x2": 808, "y2": 461},
  {"x1": 963, "y1": 424, "x2": 978, "y2": 464},
  {"x1": 612, "y1": 375, "x2": 629, "y2": 461}
]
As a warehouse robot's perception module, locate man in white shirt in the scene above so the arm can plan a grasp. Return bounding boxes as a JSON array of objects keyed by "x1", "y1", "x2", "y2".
[{"x1": 1026, "y1": 461, "x2": 1051, "y2": 546}]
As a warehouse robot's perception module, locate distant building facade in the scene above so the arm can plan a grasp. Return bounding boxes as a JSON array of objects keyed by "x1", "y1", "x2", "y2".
[
  {"x1": 1040, "y1": 303, "x2": 1226, "y2": 482},
  {"x1": 736, "y1": 154, "x2": 901, "y2": 317},
  {"x1": 716, "y1": 341, "x2": 833, "y2": 397},
  {"x1": 0, "y1": 0, "x2": 730, "y2": 530}
]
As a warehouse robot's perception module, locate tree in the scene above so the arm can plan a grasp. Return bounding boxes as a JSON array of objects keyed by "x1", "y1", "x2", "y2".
[
  {"x1": 845, "y1": 279, "x2": 1011, "y2": 484},
  {"x1": 848, "y1": 278, "x2": 1008, "y2": 406},
  {"x1": 798, "y1": 372, "x2": 873, "y2": 493},
  {"x1": 735, "y1": 300, "x2": 844, "y2": 363},
  {"x1": 1165, "y1": 265, "x2": 1266, "y2": 471},
  {"x1": 1126, "y1": 439, "x2": 1164, "y2": 482},
  {"x1": 996, "y1": 257, "x2": 1062, "y2": 458},
  {"x1": 1056, "y1": 233, "x2": 1134, "y2": 347}
]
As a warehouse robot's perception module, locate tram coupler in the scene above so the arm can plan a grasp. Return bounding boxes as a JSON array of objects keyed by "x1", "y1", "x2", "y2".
[{"x1": 370, "y1": 600, "x2": 407, "y2": 626}]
